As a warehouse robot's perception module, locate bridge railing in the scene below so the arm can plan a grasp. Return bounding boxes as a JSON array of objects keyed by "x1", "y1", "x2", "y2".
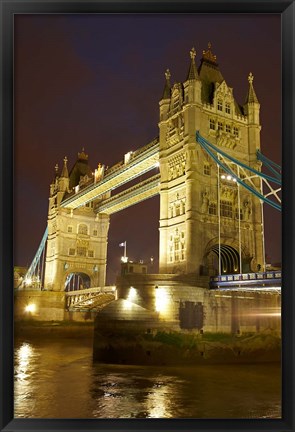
[
  {"x1": 65, "y1": 286, "x2": 116, "y2": 310},
  {"x1": 209, "y1": 271, "x2": 281, "y2": 289},
  {"x1": 65, "y1": 286, "x2": 116, "y2": 296}
]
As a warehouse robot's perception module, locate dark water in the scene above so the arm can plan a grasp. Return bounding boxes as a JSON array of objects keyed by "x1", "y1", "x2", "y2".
[{"x1": 14, "y1": 337, "x2": 281, "y2": 419}]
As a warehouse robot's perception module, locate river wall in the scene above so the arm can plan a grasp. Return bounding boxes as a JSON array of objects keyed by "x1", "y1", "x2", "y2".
[{"x1": 92, "y1": 273, "x2": 281, "y2": 364}]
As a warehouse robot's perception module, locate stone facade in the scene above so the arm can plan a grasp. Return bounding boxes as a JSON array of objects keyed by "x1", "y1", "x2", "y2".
[
  {"x1": 158, "y1": 46, "x2": 264, "y2": 276},
  {"x1": 116, "y1": 273, "x2": 281, "y2": 334},
  {"x1": 43, "y1": 151, "x2": 110, "y2": 292}
]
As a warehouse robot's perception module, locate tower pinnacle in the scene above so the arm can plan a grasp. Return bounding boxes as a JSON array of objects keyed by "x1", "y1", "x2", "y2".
[
  {"x1": 186, "y1": 47, "x2": 199, "y2": 80},
  {"x1": 162, "y1": 68, "x2": 171, "y2": 99},
  {"x1": 60, "y1": 156, "x2": 69, "y2": 178},
  {"x1": 245, "y1": 72, "x2": 259, "y2": 104}
]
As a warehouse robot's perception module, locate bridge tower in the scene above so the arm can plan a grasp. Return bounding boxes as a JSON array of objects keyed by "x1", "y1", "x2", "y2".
[
  {"x1": 158, "y1": 44, "x2": 264, "y2": 276},
  {"x1": 43, "y1": 150, "x2": 110, "y2": 292}
]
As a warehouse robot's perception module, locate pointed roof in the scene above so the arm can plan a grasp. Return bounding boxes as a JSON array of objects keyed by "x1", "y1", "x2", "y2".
[
  {"x1": 60, "y1": 156, "x2": 69, "y2": 178},
  {"x1": 245, "y1": 72, "x2": 259, "y2": 104},
  {"x1": 198, "y1": 43, "x2": 224, "y2": 105},
  {"x1": 162, "y1": 69, "x2": 171, "y2": 99},
  {"x1": 186, "y1": 47, "x2": 199, "y2": 80},
  {"x1": 68, "y1": 149, "x2": 93, "y2": 190}
]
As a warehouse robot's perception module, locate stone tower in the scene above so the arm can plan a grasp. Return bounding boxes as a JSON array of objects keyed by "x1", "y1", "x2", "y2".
[
  {"x1": 158, "y1": 44, "x2": 264, "y2": 276},
  {"x1": 43, "y1": 150, "x2": 110, "y2": 291}
]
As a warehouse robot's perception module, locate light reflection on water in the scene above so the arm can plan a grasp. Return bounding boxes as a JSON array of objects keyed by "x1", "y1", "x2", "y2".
[{"x1": 14, "y1": 338, "x2": 281, "y2": 419}]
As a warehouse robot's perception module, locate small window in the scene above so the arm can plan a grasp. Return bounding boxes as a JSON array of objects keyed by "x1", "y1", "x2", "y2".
[
  {"x1": 217, "y1": 122, "x2": 223, "y2": 131},
  {"x1": 181, "y1": 244, "x2": 185, "y2": 260},
  {"x1": 220, "y1": 200, "x2": 233, "y2": 218},
  {"x1": 77, "y1": 247, "x2": 87, "y2": 257},
  {"x1": 225, "y1": 124, "x2": 231, "y2": 133},
  {"x1": 235, "y1": 208, "x2": 243, "y2": 220},
  {"x1": 209, "y1": 203, "x2": 217, "y2": 215},
  {"x1": 217, "y1": 100, "x2": 223, "y2": 111},
  {"x1": 69, "y1": 248, "x2": 75, "y2": 256},
  {"x1": 209, "y1": 119, "x2": 215, "y2": 130},
  {"x1": 93, "y1": 229, "x2": 98, "y2": 236},
  {"x1": 233, "y1": 127, "x2": 239, "y2": 137},
  {"x1": 204, "y1": 163, "x2": 211, "y2": 176},
  {"x1": 67, "y1": 226, "x2": 73, "y2": 233},
  {"x1": 225, "y1": 103, "x2": 231, "y2": 114},
  {"x1": 88, "y1": 250, "x2": 94, "y2": 258}
]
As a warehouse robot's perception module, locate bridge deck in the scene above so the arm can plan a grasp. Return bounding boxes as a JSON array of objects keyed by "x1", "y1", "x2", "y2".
[{"x1": 61, "y1": 139, "x2": 159, "y2": 209}]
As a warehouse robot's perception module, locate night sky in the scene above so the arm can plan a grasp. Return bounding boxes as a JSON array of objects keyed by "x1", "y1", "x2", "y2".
[{"x1": 14, "y1": 14, "x2": 281, "y2": 284}]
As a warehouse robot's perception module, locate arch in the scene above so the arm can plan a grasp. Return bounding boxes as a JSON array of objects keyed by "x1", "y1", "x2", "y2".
[
  {"x1": 210, "y1": 244, "x2": 240, "y2": 274},
  {"x1": 202, "y1": 236, "x2": 252, "y2": 276},
  {"x1": 65, "y1": 272, "x2": 91, "y2": 292}
]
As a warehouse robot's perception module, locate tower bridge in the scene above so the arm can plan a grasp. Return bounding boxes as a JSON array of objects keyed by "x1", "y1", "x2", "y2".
[{"x1": 15, "y1": 43, "x2": 281, "y2": 327}]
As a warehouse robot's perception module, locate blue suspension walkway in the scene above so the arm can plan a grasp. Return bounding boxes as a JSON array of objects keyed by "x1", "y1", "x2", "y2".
[{"x1": 196, "y1": 132, "x2": 281, "y2": 211}]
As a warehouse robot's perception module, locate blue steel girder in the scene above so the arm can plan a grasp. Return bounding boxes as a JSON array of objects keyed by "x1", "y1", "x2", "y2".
[
  {"x1": 196, "y1": 132, "x2": 281, "y2": 211},
  {"x1": 20, "y1": 227, "x2": 48, "y2": 288}
]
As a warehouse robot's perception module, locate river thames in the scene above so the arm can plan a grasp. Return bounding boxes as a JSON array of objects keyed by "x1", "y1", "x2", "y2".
[{"x1": 14, "y1": 336, "x2": 281, "y2": 419}]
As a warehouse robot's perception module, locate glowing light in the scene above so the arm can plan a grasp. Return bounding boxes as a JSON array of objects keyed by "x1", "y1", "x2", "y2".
[
  {"x1": 227, "y1": 175, "x2": 232, "y2": 180},
  {"x1": 25, "y1": 277, "x2": 32, "y2": 286},
  {"x1": 128, "y1": 286, "x2": 137, "y2": 301},
  {"x1": 233, "y1": 178, "x2": 237, "y2": 182},
  {"x1": 15, "y1": 342, "x2": 34, "y2": 381},
  {"x1": 155, "y1": 288, "x2": 169, "y2": 314},
  {"x1": 121, "y1": 256, "x2": 128, "y2": 263},
  {"x1": 154, "y1": 161, "x2": 160, "y2": 168},
  {"x1": 221, "y1": 175, "x2": 226, "y2": 179},
  {"x1": 146, "y1": 383, "x2": 170, "y2": 417},
  {"x1": 124, "y1": 151, "x2": 133, "y2": 164},
  {"x1": 25, "y1": 304, "x2": 36, "y2": 313}
]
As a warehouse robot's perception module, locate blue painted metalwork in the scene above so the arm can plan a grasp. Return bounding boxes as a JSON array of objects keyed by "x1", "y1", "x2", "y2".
[
  {"x1": 20, "y1": 227, "x2": 48, "y2": 288},
  {"x1": 196, "y1": 132, "x2": 281, "y2": 211},
  {"x1": 209, "y1": 271, "x2": 281, "y2": 289},
  {"x1": 257, "y1": 150, "x2": 281, "y2": 180}
]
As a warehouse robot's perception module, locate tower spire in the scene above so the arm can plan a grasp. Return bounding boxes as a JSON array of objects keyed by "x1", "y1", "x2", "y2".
[
  {"x1": 60, "y1": 156, "x2": 69, "y2": 178},
  {"x1": 186, "y1": 47, "x2": 199, "y2": 80},
  {"x1": 162, "y1": 69, "x2": 171, "y2": 99},
  {"x1": 245, "y1": 72, "x2": 259, "y2": 104}
]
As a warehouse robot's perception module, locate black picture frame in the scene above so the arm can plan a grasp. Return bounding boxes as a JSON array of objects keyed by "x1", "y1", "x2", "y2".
[{"x1": 0, "y1": 1, "x2": 294, "y2": 431}]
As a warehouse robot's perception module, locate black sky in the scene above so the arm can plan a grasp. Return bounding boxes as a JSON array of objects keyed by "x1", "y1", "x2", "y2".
[{"x1": 14, "y1": 14, "x2": 281, "y2": 283}]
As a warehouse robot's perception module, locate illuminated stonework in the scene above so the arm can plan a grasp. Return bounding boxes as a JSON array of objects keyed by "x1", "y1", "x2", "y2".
[
  {"x1": 43, "y1": 152, "x2": 110, "y2": 292},
  {"x1": 158, "y1": 45, "x2": 263, "y2": 275}
]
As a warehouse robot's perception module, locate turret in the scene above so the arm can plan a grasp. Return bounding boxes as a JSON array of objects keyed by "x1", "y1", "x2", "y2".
[
  {"x1": 244, "y1": 73, "x2": 261, "y2": 159},
  {"x1": 244, "y1": 72, "x2": 260, "y2": 125},
  {"x1": 58, "y1": 156, "x2": 69, "y2": 192},
  {"x1": 159, "y1": 69, "x2": 172, "y2": 150},
  {"x1": 183, "y1": 47, "x2": 201, "y2": 104},
  {"x1": 159, "y1": 69, "x2": 171, "y2": 122},
  {"x1": 56, "y1": 156, "x2": 69, "y2": 205}
]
